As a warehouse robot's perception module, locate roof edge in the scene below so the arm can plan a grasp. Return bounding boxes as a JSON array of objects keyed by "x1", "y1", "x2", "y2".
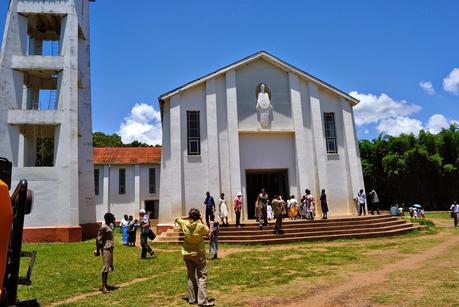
[{"x1": 158, "y1": 51, "x2": 359, "y2": 106}]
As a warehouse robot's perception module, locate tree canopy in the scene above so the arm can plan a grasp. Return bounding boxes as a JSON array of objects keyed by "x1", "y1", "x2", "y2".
[
  {"x1": 360, "y1": 125, "x2": 459, "y2": 210},
  {"x1": 92, "y1": 132, "x2": 157, "y2": 147}
]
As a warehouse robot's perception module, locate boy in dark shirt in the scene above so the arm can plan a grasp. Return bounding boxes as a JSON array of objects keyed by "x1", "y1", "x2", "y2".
[{"x1": 94, "y1": 212, "x2": 115, "y2": 293}]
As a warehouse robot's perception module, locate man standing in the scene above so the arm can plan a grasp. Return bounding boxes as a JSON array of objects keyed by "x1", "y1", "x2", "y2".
[
  {"x1": 175, "y1": 209, "x2": 214, "y2": 306},
  {"x1": 450, "y1": 201, "x2": 459, "y2": 227},
  {"x1": 257, "y1": 188, "x2": 269, "y2": 227},
  {"x1": 369, "y1": 190, "x2": 380, "y2": 215},
  {"x1": 203, "y1": 192, "x2": 215, "y2": 224},
  {"x1": 94, "y1": 212, "x2": 115, "y2": 293},
  {"x1": 139, "y1": 209, "x2": 156, "y2": 259},
  {"x1": 234, "y1": 192, "x2": 243, "y2": 227},
  {"x1": 356, "y1": 190, "x2": 367, "y2": 216},
  {"x1": 271, "y1": 195, "x2": 284, "y2": 234}
]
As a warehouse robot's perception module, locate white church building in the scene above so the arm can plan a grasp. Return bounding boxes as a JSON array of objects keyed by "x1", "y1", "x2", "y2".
[{"x1": 157, "y1": 51, "x2": 365, "y2": 230}]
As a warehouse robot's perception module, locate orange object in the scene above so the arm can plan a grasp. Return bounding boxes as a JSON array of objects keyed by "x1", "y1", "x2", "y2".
[{"x1": 0, "y1": 179, "x2": 13, "y2": 297}]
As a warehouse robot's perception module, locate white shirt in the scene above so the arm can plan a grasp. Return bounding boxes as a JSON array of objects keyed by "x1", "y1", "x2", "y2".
[
  {"x1": 450, "y1": 204, "x2": 459, "y2": 213},
  {"x1": 357, "y1": 192, "x2": 366, "y2": 204}
]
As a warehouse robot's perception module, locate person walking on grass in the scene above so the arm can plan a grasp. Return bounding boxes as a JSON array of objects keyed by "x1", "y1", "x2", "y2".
[
  {"x1": 219, "y1": 193, "x2": 229, "y2": 226},
  {"x1": 94, "y1": 212, "x2": 115, "y2": 294},
  {"x1": 320, "y1": 189, "x2": 329, "y2": 219},
  {"x1": 234, "y1": 192, "x2": 243, "y2": 227},
  {"x1": 204, "y1": 192, "x2": 216, "y2": 225},
  {"x1": 139, "y1": 209, "x2": 156, "y2": 259},
  {"x1": 208, "y1": 214, "x2": 219, "y2": 260},
  {"x1": 355, "y1": 189, "x2": 367, "y2": 216},
  {"x1": 450, "y1": 201, "x2": 459, "y2": 227},
  {"x1": 272, "y1": 195, "x2": 284, "y2": 234},
  {"x1": 175, "y1": 209, "x2": 214, "y2": 307}
]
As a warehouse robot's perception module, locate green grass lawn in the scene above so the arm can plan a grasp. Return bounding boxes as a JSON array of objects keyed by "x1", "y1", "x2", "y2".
[{"x1": 14, "y1": 221, "x2": 455, "y2": 306}]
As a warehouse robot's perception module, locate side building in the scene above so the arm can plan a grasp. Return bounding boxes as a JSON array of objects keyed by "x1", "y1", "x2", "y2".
[{"x1": 93, "y1": 147, "x2": 161, "y2": 222}]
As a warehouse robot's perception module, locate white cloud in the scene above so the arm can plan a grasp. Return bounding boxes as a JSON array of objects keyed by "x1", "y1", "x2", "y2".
[
  {"x1": 443, "y1": 68, "x2": 459, "y2": 95},
  {"x1": 118, "y1": 103, "x2": 162, "y2": 145},
  {"x1": 376, "y1": 117, "x2": 423, "y2": 136},
  {"x1": 425, "y1": 114, "x2": 458, "y2": 133},
  {"x1": 419, "y1": 81, "x2": 435, "y2": 95},
  {"x1": 349, "y1": 91, "x2": 421, "y2": 126}
]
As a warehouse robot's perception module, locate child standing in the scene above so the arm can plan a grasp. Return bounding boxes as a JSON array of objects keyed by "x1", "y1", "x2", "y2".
[
  {"x1": 208, "y1": 215, "x2": 219, "y2": 260},
  {"x1": 121, "y1": 214, "x2": 129, "y2": 246},
  {"x1": 94, "y1": 212, "x2": 115, "y2": 293},
  {"x1": 128, "y1": 215, "x2": 138, "y2": 246},
  {"x1": 306, "y1": 189, "x2": 315, "y2": 220},
  {"x1": 267, "y1": 203, "x2": 274, "y2": 220}
]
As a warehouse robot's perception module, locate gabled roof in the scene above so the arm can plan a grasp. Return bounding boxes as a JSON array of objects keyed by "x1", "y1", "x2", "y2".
[
  {"x1": 158, "y1": 51, "x2": 359, "y2": 106},
  {"x1": 93, "y1": 147, "x2": 161, "y2": 165}
]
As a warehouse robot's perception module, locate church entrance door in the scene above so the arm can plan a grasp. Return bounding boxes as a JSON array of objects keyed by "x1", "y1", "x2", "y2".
[{"x1": 246, "y1": 169, "x2": 289, "y2": 219}]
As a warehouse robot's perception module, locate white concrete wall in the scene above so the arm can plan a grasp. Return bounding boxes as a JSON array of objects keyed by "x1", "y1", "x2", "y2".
[
  {"x1": 180, "y1": 84, "x2": 210, "y2": 215},
  {"x1": 95, "y1": 164, "x2": 160, "y2": 222},
  {"x1": 236, "y1": 59, "x2": 292, "y2": 130},
  {"x1": 318, "y1": 89, "x2": 353, "y2": 215},
  {"x1": 239, "y1": 134, "x2": 297, "y2": 219}
]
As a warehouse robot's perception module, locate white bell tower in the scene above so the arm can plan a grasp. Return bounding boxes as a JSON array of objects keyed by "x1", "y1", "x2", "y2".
[{"x1": 0, "y1": 0, "x2": 96, "y2": 240}]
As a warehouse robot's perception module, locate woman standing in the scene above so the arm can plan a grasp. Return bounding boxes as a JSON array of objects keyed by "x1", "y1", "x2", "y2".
[
  {"x1": 320, "y1": 189, "x2": 329, "y2": 219},
  {"x1": 219, "y1": 193, "x2": 229, "y2": 226}
]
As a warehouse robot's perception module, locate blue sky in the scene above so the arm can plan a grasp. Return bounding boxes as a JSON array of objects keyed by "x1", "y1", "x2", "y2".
[{"x1": 1, "y1": 1, "x2": 458, "y2": 143}]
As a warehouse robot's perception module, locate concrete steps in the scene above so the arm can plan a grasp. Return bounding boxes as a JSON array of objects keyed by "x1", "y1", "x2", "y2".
[{"x1": 155, "y1": 215, "x2": 418, "y2": 244}]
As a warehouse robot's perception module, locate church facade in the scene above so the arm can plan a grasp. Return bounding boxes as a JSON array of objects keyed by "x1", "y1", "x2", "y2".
[{"x1": 158, "y1": 51, "x2": 365, "y2": 228}]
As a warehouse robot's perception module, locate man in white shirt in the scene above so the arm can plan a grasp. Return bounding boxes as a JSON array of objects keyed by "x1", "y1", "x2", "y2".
[
  {"x1": 450, "y1": 201, "x2": 459, "y2": 227},
  {"x1": 355, "y1": 190, "x2": 366, "y2": 216}
]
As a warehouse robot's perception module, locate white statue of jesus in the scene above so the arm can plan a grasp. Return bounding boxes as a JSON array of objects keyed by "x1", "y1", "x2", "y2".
[{"x1": 256, "y1": 83, "x2": 272, "y2": 129}]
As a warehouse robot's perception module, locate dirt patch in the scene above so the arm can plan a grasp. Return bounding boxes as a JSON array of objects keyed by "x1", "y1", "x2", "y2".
[
  {"x1": 282, "y1": 254, "x2": 304, "y2": 260},
  {"x1": 268, "y1": 232, "x2": 459, "y2": 307},
  {"x1": 365, "y1": 248, "x2": 399, "y2": 256},
  {"x1": 49, "y1": 277, "x2": 149, "y2": 306}
]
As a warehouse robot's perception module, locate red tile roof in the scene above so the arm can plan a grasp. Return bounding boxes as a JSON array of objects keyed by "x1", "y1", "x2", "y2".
[{"x1": 93, "y1": 147, "x2": 161, "y2": 165}]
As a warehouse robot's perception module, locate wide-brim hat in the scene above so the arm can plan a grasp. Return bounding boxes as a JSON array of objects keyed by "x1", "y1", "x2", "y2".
[
  {"x1": 237, "y1": 192, "x2": 242, "y2": 196},
  {"x1": 139, "y1": 209, "x2": 146, "y2": 214}
]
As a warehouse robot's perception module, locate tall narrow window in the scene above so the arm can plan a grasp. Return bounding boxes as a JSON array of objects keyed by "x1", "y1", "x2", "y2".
[
  {"x1": 149, "y1": 168, "x2": 156, "y2": 194},
  {"x1": 187, "y1": 111, "x2": 201, "y2": 155},
  {"x1": 94, "y1": 169, "x2": 99, "y2": 195},
  {"x1": 119, "y1": 168, "x2": 126, "y2": 194},
  {"x1": 324, "y1": 113, "x2": 338, "y2": 154}
]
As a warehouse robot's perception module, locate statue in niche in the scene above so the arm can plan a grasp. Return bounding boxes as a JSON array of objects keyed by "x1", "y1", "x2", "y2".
[{"x1": 256, "y1": 83, "x2": 272, "y2": 129}]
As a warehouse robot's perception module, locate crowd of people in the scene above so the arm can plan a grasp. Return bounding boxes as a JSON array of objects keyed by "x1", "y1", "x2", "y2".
[{"x1": 92, "y1": 187, "x2": 379, "y2": 305}]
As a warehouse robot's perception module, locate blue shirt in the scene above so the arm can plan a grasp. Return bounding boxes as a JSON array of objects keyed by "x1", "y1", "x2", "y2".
[{"x1": 204, "y1": 196, "x2": 215, "y2": 209}]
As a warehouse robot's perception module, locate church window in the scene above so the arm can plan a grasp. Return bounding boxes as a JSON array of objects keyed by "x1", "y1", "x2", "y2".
[
  {"x1": 149, "y1": 168, "x2": 156, "y2": 194},
  {"x1": 324, "y1": 113, "x2": 337, "y2": 154},
  {"x1": 187, "y1": 111, "x2": 201, "y2": 155},
  {"x1": 119, "y1": 168, "x2": 126, "y2": 194},
  {"x1": 94, "y1": 169, "x2": 99, "y2": 195}
]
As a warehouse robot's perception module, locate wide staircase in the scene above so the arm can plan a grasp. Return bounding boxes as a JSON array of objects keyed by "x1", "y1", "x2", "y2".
[{"x1": 155, "y1": 215, "x2": 418, "y2": 244}]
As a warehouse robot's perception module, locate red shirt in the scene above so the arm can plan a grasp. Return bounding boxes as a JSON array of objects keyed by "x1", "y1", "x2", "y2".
[{"x1": 234, "y1": 197, "x2": 242, "y2": 211}]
